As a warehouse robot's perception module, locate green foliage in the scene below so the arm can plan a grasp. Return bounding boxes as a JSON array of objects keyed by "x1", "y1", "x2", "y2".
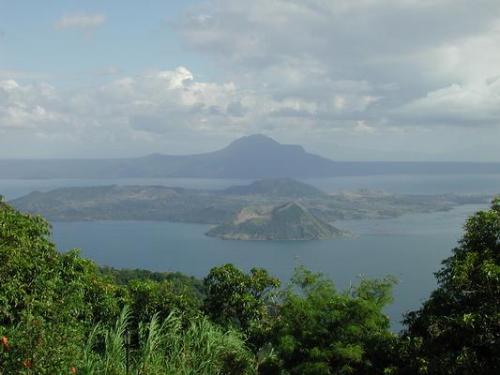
[
  {"x1": 99, "y1": 266, "x2": 205, "y2": 298},
  {"x1": 0, "y1": 198, "x2": 121, "y2": 374},
  {"x1": 261, "y1": 267, "x2": 397, "y2": 375},
  {"x1": 79, "y1": 308, "x2": 256, "y2": 375},
  {"x1": 99, "y1": 266, "x2": 205, "y2": 329},
  {"x1": 203, "y1": 264, "x2": 280, "y2": 349},
  {"x1": 2, "y1": 196, "x2": 499, "y2": 374},
  {"x1": 401, "y1": 197, "x2": 500, "y2": 374},
  {"x1": 126, "y1": 278, "x2": 202, "y2": 328}
]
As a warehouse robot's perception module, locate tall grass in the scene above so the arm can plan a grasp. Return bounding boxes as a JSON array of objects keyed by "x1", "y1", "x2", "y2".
[{"x1": 79, "y1": 308, "x2": 256, "y2": 375}]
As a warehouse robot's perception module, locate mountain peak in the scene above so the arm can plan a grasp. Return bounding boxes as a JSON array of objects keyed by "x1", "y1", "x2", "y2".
[
  {"x1": 224, "y1": 178, "x2": 327, "y2": 198},
  {"x1": 235, "y1": 134, "x2": 278, "y2": 143},
  {"x1": 223, "y1": 134, "x2": 305, "y2": 154},
  {"x1": 227, "y1": 134, "x2": 279, "y2": 147}
]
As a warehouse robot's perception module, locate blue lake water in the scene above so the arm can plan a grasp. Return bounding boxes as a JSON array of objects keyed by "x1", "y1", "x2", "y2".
[
  {"x1": 1, "y1": 175, "x2": 498, "y2": 331},
  {"x1": 50, "y1": 204, "x2": 487, "y2": 331}
]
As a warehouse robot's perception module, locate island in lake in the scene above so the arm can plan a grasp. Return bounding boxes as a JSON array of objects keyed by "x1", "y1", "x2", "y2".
[
  {"x1": 10, "y1": 178, "x2": 490, "y2": 240},
  {"x1": 207, "y1": 202, "x2": 346, "y2": 240}
]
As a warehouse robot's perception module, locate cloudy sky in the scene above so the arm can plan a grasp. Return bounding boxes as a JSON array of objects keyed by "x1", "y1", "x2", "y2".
[{"x1": 1, "y1": 0, "x2": 500, "y2": 161}]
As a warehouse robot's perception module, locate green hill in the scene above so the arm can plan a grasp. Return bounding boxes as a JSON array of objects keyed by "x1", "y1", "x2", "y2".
[
  {"x1": 223, "y1": 178, "x2": 327, "y2": 198},
  {"x1": 206, "y1": 202, "x2": 345, "y2": 240}
]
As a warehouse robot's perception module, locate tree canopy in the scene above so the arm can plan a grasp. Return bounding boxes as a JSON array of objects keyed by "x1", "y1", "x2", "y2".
[
  {"x1": 400, "y1": 197, "x2": 500, "y2": 374},
  {"x1": 1, "y1": 196, "x2": 499, "y2": 374}
]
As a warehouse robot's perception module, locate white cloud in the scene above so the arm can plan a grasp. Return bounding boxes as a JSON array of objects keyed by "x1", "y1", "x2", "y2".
[
  {"x1": 178, "y1": 0, "x2": 500, "y2": 132},
  {"x1": 2, "y1": 1, "x2": 500, "y2": 159},
  {"x1": 0, "y1": 80, "x2": 63, "y2": 130},
  {"x1": 353, "y1": 120, "x2": 376, "y2": 134},
  {"x1": 0, "y1": 65, "x2": 382, "y2": 147},
  {"x1": 54, "y1": 13, "x2": 106, "y2": 31},
  {"x1": 395, "y1": 79, "x2": 500, "y2": 126},
  {"x1": 0, "y1": 67, "x2": 243, "y2": 138}
]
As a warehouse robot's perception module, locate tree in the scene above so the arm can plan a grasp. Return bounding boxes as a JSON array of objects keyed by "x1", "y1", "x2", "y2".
[
  {"x1": 203, "y1": 264, "x2": 280, "y2": 349},
  {"x1": 262, "y1": 267, "x2": 396, "y2": 375},
  {"x1": 127, "y1": 278, "x2": 202, "y2": 326},
  {"x1": 0, "y1": 198, "x2": 120, "y2": 374},
  {"x1": 401, "y1": 198, "x2": 500, "y2": 374}
]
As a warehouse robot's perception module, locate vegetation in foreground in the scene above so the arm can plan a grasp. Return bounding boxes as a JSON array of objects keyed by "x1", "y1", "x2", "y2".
[{"x1": 0, "y1": 197, "x2": 499, "y2": 374}]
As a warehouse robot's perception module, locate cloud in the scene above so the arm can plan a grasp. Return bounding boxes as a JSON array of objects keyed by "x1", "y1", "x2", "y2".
[
  {"x1": 180, "y1": 0, "x2": 500, "y2": 71},
  {"x1": 226, "y1": 101, "x2": 246, "y2": 117},
  {"x1": 394, "y1": 79, "x2": 500, "y2": 126},
  {"x1": 54, "y1": 13, "x2": 106, "y2": 31},
  {"x1": 2, "y1": 1, "x2": 500, "y2": 159},
  {"x1": 0, "y1": 65, "x2": 377, "y2": 146},
  {"x1": 353, "y1": 120, "x2": 376, "y2": 134},
  {"x1": 0, "y1": 80, "x2": 60, "y2": 128},
  {"x1": 0, "y1": 67, "x2": 242, "y2": 138},
  {"x1": 177, "y1": 0, "x2": 500, "y2": 132}
]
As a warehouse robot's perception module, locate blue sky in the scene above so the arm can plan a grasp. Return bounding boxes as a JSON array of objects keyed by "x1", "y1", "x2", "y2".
[
  {"x1": 0, "y1": 0, "x2": 208, "y2": 86},
  {"x1": 1, "y1": 0, "x2": 500, "y2": 161}
]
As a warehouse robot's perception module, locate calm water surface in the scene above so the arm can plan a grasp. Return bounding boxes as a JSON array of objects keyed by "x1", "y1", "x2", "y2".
[
  {"x1": 2, "y1": 175, "x2": 497, "y2": 330},
  {"x1": 51, "y1": 204, "x2": 487, "y2": 331}
]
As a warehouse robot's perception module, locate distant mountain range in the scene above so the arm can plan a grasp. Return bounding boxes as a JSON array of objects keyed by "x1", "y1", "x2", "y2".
[
  {"x1": 1, "y1": 134, "x2": 500, "y2": 179},
  {"x1": 11, "y1": 177, "x2": 489, "y2": 226},
  {"x1": 11, "y1": 177, "x2": 490, "y2": 240}
]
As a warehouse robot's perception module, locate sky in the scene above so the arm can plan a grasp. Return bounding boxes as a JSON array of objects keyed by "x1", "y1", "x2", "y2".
[{"x1": 1, "y1": 0, "x2": 500, "y2": 161}]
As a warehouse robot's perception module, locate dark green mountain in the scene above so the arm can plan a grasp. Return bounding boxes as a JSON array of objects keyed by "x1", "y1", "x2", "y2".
[{"x1": 206, "y1": 202, "x2": 345, "y2": 240}]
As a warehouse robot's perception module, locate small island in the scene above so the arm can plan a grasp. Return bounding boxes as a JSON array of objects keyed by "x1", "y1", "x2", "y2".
[{"x1": 207, "y1": 202, "x2": 347, "y2": 240}]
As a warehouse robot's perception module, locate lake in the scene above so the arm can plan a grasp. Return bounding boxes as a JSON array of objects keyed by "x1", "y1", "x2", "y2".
[
  {"x1": 1, "y1": 175, "x2": 498, "y2": 331},
  {"x1": 50, "y1": 204, "x2": 486, "y2": 331}
]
